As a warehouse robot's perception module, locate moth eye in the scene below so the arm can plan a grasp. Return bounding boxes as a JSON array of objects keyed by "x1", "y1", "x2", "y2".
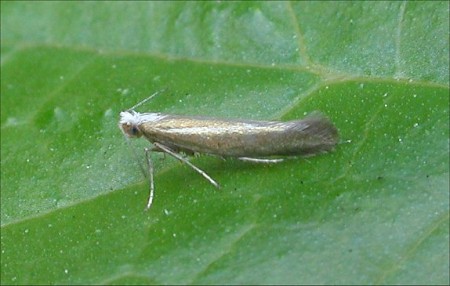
[{"x1": 131, "y1": 126, "x2": 139, "y2": 135}]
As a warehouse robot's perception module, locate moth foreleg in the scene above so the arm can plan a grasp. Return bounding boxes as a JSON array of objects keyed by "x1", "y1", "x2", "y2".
[{"x1": 144, "y1": 147, "x2": 155, "y2": 210}]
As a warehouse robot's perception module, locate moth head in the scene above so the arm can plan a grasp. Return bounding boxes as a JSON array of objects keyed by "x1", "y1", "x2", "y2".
[{"x1": 119, "y1": 111, "x2": 143, "y2": 138}]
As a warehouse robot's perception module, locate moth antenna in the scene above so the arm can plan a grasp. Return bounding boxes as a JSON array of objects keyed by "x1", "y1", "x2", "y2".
[{"x1": 127, "y1": 88, "x2": 168, "y2": 111}]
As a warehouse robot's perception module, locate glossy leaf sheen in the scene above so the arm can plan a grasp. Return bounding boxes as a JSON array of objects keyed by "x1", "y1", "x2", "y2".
[{"x1": 1, "y1": 2, "x2": 449, "y2": 285}]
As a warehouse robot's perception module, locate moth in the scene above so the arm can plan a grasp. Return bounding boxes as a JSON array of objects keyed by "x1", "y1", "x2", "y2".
[{"x1": 119, "y1": 91, "x2": 339, "y2": 209}]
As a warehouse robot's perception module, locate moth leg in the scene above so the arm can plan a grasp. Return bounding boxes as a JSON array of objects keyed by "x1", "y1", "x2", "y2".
[
  {"x1": 238, "y1": 157, "x2": 284, "y2": 163},
  {"x1": 144, "y1": 148, "x2": 155, "y2": 210},
  {"x1": 153, "y1": 142, "x2": 221, "y2": 189}
]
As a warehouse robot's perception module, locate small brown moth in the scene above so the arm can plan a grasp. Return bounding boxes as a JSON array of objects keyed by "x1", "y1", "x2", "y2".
[{"x1": 119, "y1": 91, "x2": 339, "y2": 209}]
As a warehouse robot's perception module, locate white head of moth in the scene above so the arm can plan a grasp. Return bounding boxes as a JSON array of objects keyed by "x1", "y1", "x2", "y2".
[
  {"x1": 119, "y1": 110, "x2": 166, "y2": 138},
  {"x1": 118, "y1": 91, "x2": 166, "y2": 138}
]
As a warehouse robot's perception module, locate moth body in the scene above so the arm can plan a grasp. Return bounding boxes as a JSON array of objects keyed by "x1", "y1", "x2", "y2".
[
  {"x1": 119, "y1": 111, "x2": 338, "y2": 158},
  {"x1": 118, "y1": 91, "x2": 339, "y2": 209}
]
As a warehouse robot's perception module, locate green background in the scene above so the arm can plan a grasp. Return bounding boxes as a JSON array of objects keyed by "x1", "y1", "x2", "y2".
[{"x1": 1, "y1": 2, "x2": 449, "y2": 284}]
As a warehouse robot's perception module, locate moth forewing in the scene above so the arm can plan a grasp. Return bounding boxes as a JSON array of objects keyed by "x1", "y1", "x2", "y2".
[
  {"x1": 119, "y1": 104, "x2": 339, "y2": 210},
  {"x1": 134, "y1": 113, "x2": 339, "y2": 157}
]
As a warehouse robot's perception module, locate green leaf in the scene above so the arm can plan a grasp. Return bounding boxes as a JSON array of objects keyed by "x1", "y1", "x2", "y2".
[{"x1": 1, "y1": 2, "x2": 448, "y2": 285}]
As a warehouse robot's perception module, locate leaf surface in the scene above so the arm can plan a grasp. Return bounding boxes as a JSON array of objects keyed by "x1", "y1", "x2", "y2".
[{"x1": 1, "y1": 2, "x2": 449, "y2": 284}]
